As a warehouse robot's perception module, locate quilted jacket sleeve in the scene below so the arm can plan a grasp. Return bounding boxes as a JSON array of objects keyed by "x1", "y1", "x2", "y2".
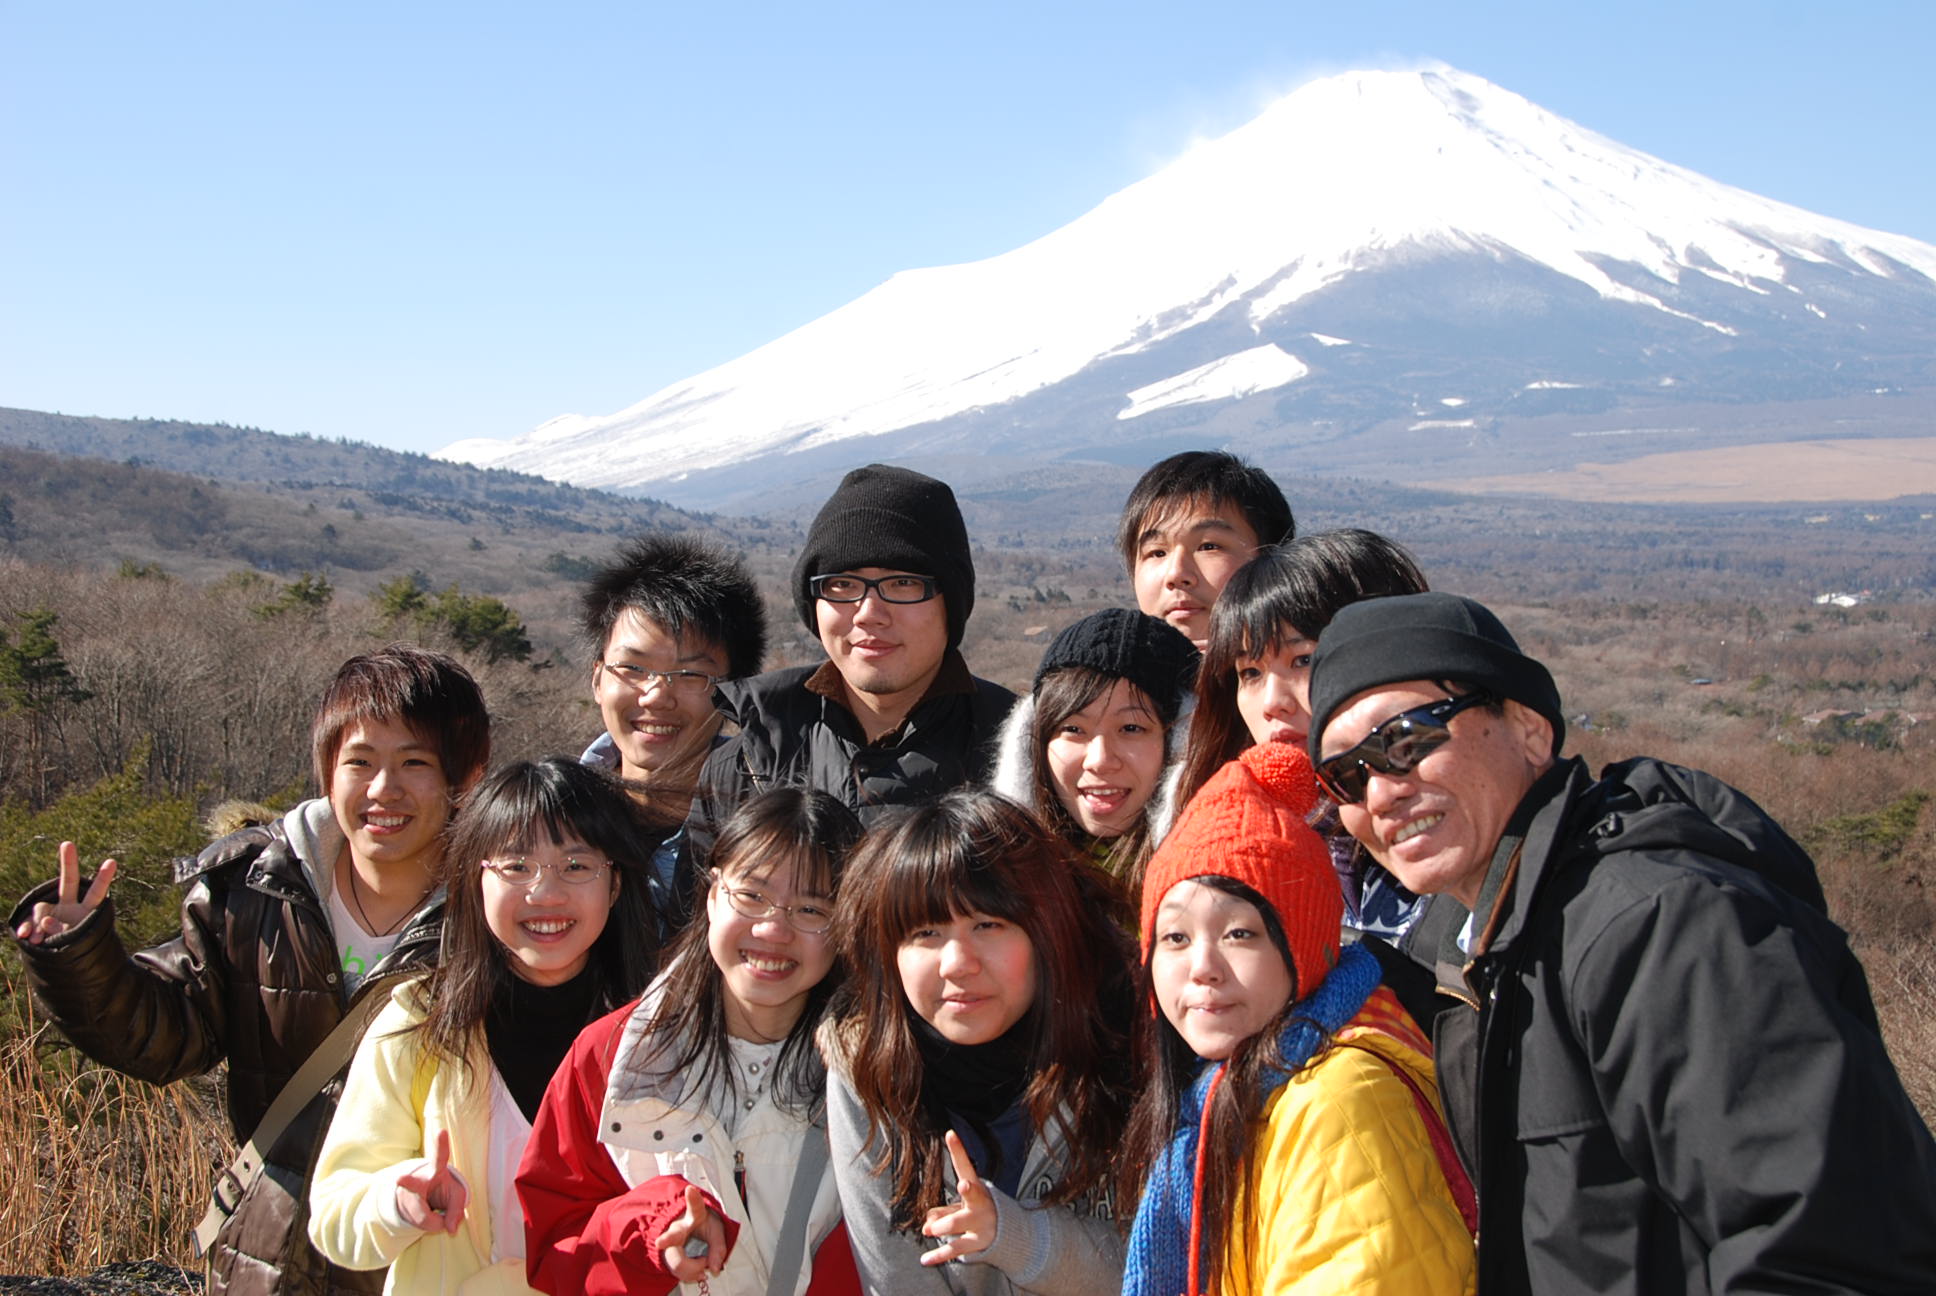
[
  {"x1": 1242, "y1": 1046, "x2": 1476, "y2": 1295},
  {"x1": 10, "y1": 877, "x2": 230, "y2": 1084}
]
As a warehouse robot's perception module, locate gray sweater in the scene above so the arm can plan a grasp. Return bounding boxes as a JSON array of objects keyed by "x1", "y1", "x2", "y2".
[{"x1": 823, "y1": 1051, "x2": 1124, "y2": 1295}]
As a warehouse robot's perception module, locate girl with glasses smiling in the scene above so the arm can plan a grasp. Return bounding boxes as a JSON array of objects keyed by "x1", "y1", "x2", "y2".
[
  {"x1": 309, "y1": 757, "x2": 660, "y2": 1295},
  {"x1": 519, "y1": 786, "x2": 865, "y2": 1295}
]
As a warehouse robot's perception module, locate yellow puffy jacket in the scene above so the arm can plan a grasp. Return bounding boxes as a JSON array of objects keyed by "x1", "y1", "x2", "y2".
[{"x1": 1220, "y1": 1008, "x2": 1477, "y2": 1296}]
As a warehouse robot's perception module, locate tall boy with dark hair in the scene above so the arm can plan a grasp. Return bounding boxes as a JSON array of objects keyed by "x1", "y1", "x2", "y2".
[
  {"x1": 1118, "y1": 449, "x2": 1294, "y2": 650},
  {"x1": 11, "y1": 645, "x2": 492, "y2": 1296},
  {"x1": 578, "y1": 531, "x2": 767, "y2": 924}
]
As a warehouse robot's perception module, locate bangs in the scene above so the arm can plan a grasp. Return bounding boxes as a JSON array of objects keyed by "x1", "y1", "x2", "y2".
[
  {"x1": 709, "y1": 787, "x2": 863, "y2": 896},
  {"x1": 448, "y1": 758, "x2": 645, "y2": 874},
  {"x1": 718, "y1": 828, "x2": 837, "y2": 898},
  {"x1": 857, "y1": 799, "x2": 1047, "y2": 947},
  {"x1": 1205, "y1": 578, "x2": 1307, "y2": 678},
  {"x1": 884, "y1": 849, "x2": 1028, "y2": 937}
]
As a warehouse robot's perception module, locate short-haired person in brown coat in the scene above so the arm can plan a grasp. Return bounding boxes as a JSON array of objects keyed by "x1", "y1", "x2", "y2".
[{"x1": 12, "y1": 645, "x2": 492, "y2": 1296}]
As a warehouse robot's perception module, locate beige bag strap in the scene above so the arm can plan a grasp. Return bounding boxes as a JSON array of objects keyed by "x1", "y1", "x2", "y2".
[{"x1": 191, "y1": 983, "x2": 392, "y2": 1256}]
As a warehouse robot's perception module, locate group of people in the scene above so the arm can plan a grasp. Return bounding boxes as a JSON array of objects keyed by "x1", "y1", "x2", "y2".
[{"x1": 11, "y1": 451, "x2": 1936, "y2": 1295}]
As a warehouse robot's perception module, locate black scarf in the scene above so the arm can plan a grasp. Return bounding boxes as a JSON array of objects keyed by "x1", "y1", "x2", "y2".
[
  {"x1": 911, "y1": 1009, "x2": 1033, "y2": 1185},
  {"x1": 486, "y1": 966, "x2": 600, "y2": 1122}
]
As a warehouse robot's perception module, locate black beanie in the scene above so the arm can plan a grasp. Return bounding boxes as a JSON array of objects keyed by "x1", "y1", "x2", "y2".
[
  {"x1": 1306, "y1": 592, "x2": 1564, "y2": 761},
  {"x1": 1034, "y1": 608, "x2": 1200, "y2": 725},
  {"x1": 792, "y1": 465, "x2": 975, "y2": 649}
]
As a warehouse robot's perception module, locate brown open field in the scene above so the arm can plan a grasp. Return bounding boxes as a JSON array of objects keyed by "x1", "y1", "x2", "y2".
[{"x1": 1447, "y1": 436, "x2": 1936, "y2": 504}]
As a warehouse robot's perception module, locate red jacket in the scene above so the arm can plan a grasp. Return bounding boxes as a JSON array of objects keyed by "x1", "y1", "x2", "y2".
[{"x1": 518, "y1": 997, "x2": 860, "y2": 1296}]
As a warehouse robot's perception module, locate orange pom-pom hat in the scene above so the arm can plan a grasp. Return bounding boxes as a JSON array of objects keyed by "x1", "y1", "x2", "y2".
[{"x1": 1138, "y1": 742, "x2": 1341, "y2": 998}]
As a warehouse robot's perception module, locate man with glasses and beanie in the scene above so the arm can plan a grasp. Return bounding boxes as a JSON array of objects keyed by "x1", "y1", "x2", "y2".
[
  {"x1": 681, "y1": 464, "x2": 1015, "y2": 895},
  {"x1": 1307, "y1": 591, "x2": 1936, "y2": 1296}
]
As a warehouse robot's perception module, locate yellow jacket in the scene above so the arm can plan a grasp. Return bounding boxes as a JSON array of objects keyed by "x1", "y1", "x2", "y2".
[
  {"x1": 1220, "y1": 1017, "x2": 1477, "y2": 1296},
  {"x1": 307, "y1": 980, "x2": 538, "y2": 1296}
]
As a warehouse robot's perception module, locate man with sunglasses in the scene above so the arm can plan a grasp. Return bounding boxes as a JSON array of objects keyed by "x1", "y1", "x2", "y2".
[
  {"x1": 1307, "y1": 591, "x2": 1936, "y2": 1295},
  {"x1": 682, "y1": 464, "x2": 1015, "y2": 899}
]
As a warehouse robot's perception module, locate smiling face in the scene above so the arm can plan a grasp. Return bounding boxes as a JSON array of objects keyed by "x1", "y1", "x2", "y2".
[
  {"x1": 1321, "y1": 680, "x2": 1553, "y2": 908},
  {"x1": 706, "y1": 856, "x2": 837, "y2": 1042},
  {"x1": 481, "y1": 838, "x2": 618, "y2": 987},
  {"x1": 1044, "y1": 678, "x2": 1166, "y2": 838},
  {"x1": 328, "y1": 716, "x2": 453, "y2": 880},
  {"x1": 814, "y1": 566, "x2": 950, "y2": 722},
  {"x1": 1131, "y1": 497, "x2": 1263, "y2": 651},
  {"x1": 1150, "y1": 879, "x2": 1295, "y2": 1061},
  {"x1": 592, "y1": 609, "x2": 727, "y2": 783},
  {"x1": 1234, "y1": 634, "x2": 1318, "y2": 748},
  {"x1": 896, "y1": 910, "x2": 1038, "y2": 1046}
]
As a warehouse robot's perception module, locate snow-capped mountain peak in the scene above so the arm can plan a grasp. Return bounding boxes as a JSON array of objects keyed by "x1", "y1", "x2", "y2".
[{"x1": 438, "y1": 65, "x2": 1936, "y2": 500}]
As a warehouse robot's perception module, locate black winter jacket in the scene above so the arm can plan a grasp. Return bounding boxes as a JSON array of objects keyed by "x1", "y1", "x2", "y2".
[
  {"x1": 677, "y1": 656, "x2": 1014, "y2": 918},
  {"x1": 10, "y1": 814, "x2": 442, "y2": 1296},
  {"x1": 1429, "y1": 756, "x2": 1936, "y2": 1295}
]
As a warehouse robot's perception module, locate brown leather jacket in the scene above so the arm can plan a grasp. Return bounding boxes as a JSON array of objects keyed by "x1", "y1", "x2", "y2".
[{"x1": 10, "y1": 811, "x2": 443, "y2": 1296}]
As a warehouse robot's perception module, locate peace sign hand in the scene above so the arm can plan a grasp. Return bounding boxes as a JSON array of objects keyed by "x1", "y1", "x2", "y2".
[
  {"x1": 16, "y1": 842, "x2": 116, "y2": 946},
  {"x1": 396, "y1": 1129, "x2": 470, "y2": 1235},
  {"x1": 654, "y1": 1183, "x2": 727, "y2": 1280},
  {"x1": 920, "y1": 1129, "x2": 997, "y2": 1266}
]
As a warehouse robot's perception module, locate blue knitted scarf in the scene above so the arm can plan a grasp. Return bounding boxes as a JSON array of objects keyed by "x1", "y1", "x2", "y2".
[{"x1": 1123, "y1": 942, "x2": 1381, "y2": 1296}]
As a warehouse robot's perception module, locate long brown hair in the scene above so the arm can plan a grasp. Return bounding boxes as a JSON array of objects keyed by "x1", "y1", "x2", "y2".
[
  {"x1": 416, "y1": 758, "x2": 662, "y2": 1082},
  {"x1": 1175, "y1": 529, "x2": 1427, "y2": 808},
  {"x1": 1120, "y1": 875, "x2": 1308, "y2": 1282},
  {"x1": 627, "y1": 787, "x2": 861, "y2": 1118},
  {"x1": 831, "y1": 790, "x2": 1136, "y2": 1229},
  {"x1": 1025, "y1": 665, "x2": 1169, "y2": 895}
]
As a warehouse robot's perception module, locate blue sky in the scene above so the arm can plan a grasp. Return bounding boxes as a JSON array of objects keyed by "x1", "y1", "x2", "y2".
[{"x1": 5, "y1": 1, "x2": 1932, "y2": 457}]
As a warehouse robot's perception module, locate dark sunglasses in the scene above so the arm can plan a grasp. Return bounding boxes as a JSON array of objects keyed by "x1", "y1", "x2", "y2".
[{"x1": 1316, "y1": 692, "x2": 1494, "y2": 805}]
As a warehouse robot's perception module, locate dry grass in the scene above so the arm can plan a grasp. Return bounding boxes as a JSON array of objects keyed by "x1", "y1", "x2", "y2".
[{"x1": 0, "y1": 973, "x2": 230, "y2": 1274}]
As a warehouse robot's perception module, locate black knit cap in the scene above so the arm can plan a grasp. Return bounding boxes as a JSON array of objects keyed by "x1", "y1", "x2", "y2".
[
  {"x1": 792, "y1": 464, "x2": 976, "y2": 649},
  {"x1": 1034, "y1": 608, "x2": 1200, "y2": 724},
  {"x1": 1306, "y1": 592, "x2": 1565, "y2": 760}
]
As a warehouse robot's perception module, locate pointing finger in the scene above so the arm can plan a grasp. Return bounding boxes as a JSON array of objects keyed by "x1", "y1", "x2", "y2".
[{"x1": 943, "y1": 1129, "x2": 978, "y2": 1191}]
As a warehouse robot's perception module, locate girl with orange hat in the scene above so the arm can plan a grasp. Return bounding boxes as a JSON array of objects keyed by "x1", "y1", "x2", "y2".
[{"x1": 1121, "y1": 743, "x2": 1475, "y2": 1295}]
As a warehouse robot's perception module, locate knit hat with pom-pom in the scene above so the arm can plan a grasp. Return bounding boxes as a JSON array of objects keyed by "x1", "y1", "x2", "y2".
[{"x1": 1138, "y1": 742, "x2": 1341, "y2": 997}]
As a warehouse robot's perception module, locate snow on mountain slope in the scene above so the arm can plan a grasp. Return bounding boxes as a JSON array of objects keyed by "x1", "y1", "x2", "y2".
[
  {"x1": 439, "y1": 64, "x2": 1936, "y2": 492},
  {"x1": 1118, "y1": 344, "x2": 1310, "y2": 421}
]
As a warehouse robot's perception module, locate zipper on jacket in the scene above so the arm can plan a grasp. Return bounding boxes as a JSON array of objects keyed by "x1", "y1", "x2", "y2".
[{"x1": 734, "y1": 1149, "x2": 748, "y2": 1209}]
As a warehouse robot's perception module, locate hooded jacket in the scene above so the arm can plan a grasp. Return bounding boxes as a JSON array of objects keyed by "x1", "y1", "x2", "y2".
[
  {"x1": 1432, "y1": 755, "x2": 1936, "y2": 1295},
  {"x1": 10, "y1": 802, "x2": 443, "y2": 1296},
  {"x1": 985, "y1": 688, "x2": 1194, "y2": 878}
]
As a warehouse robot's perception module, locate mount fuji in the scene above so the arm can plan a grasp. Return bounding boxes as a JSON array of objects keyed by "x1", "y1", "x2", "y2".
[{"x1": 438, "y1": 65, "x2": 1936, "y2": 510}]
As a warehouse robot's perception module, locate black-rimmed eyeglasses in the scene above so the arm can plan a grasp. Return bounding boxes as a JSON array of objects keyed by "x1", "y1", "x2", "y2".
[{"x1": 808, "y1": 573, "x2": 939, "y2": 604}]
